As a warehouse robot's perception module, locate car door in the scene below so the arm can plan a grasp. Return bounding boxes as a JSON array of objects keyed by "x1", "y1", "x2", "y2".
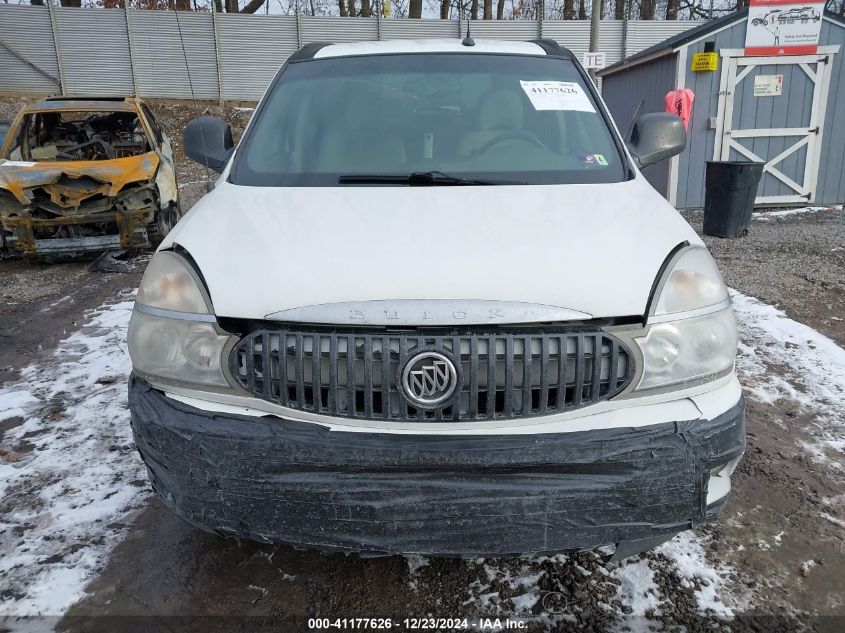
[{"x1": 140, "y1": 103, "x2": 179, "y2": 209}]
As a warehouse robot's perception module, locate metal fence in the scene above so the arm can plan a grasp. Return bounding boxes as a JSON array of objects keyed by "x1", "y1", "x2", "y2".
[{"x1": 0, "y1": 5, "x2": 699, "y2": 102}]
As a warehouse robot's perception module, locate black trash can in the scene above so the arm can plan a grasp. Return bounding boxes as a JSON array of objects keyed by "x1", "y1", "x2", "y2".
[{"x1": 703, "y1": 161, "x2": 764, "y2": 238}]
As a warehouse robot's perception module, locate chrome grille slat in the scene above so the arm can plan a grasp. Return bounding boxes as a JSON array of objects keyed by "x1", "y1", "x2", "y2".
[{"x1": 230, "y1": 327, "x2": 636, "y2": 423}]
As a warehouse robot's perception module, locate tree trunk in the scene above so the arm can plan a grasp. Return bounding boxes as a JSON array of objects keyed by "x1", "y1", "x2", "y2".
[
  {"x1": 339, "y1": 0, "x2": 348, "y2": 16},
  {"x1": 563, "y1": 0, "x2": 574, "y2": 19},
  {"x1": 213, "y1": 0, "x2": 223, "y2": 13},
  {"x1": 360, "y1": 0, "x2": 373, "y2": 16},
  {"x1": 59, "y1": 0, "x2": 82, "y2": 6},
  {"x1": 665, "y1": 0, "x2": 678, "y2": 19},
  {"x1": 578, "y1": 0, "x2": 587, "y2": 19},
  {"x1": 483, "y1": 0, "x2": 492, "y2": 18},
  {"x1": 470, "y1": 0, "x2": 479, "y2": 19},
  {"x1": 224, "y1": 0, "x2": 238, "y2": 13},
  {"x1": 30, "y1": 0, "x2": 45, "y2": 5},
  {"x1": 640, "y1": 0, "x2": 656, "y2": 19},
  {"x1": 441, "y1": 0, "x2": 451, "y2": 19},
  {"x1": 496, "y1": 0, "x2": 505, "y2": 18},
  {"x1": 347, "y1": 0, "x2": 357, "y2": 17},
  {"x1": 614, "y1": 0, "x2": 624, "y2": 19},
  {"x1": 241, "y1": 0, "x2": 266, "y2": 13},
  {"x1": 409, "y1": 0, "x2": 422, "y2": 18}
]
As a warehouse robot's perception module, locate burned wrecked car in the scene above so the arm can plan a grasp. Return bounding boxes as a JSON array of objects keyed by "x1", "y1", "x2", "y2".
[{"x1": 0, "y1": 96, "x2": 179, "y2": 256}]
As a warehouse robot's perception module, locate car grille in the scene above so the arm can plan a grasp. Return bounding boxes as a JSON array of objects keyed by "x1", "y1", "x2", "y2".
[{"x1": 229, "y1": 327, "x2": 636, "y2": 423}]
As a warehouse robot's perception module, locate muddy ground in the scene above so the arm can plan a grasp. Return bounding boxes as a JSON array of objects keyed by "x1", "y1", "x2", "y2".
[{"x1": 1, "y1": 97, "x2": 844, "y2": 632}]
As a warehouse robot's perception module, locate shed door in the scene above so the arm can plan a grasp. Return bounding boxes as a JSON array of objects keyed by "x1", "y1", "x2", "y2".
[{"x1": 715, "y1": 51, "x2": 835, "y2": 204}]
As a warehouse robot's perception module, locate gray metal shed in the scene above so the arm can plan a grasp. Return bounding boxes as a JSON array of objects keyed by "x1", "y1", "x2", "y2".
[{"x1": 599, "y1": 9, "x2": 845, "y2": 209}]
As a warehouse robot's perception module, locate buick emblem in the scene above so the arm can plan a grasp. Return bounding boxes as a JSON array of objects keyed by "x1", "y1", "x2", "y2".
[{"x1": 401, "y1": 351, "x2": 458, "y2": 408}]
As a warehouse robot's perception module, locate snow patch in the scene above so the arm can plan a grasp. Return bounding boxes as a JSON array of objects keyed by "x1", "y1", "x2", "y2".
[
  {"x1": 657, "y1": 531, "x2": 735, "y2": 617},
  {"x1": 405, "y1": 554, "x2": 429, "y2": 576},
  {"x1": 0, "y1": 293, "x2": 149, "y2": 617},
  {"x1": 731, "y1": 290, "x2": 845, "y2": 466},
  {"x1": 613, "y1": 558, "x2": 661, "y2": 618},
  {"x1": 0, "y1": 389, "x2": 39, "y2": 422},
  {"x1": 752, "y1": 205, "x2": 841, "y2": 220}
]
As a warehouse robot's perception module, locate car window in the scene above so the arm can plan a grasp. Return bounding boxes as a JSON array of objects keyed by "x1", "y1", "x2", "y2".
[
  {"x1": 10, "y1": 111, "x2": 151, "y2": 161},
  {"x1": 231, "y1": 53, "x2": 627, "y2": 187},
  {"x1": 141, "y1": 104, "x2": 164, "y2": 145}
]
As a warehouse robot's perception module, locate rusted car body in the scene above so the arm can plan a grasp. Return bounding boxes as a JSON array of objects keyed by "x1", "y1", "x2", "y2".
[{"x1": 0, "y1": 96, "x2": 179, "y2": 256}]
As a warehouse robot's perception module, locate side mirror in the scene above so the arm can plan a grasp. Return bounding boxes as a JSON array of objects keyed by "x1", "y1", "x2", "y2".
[
  {"x1": 628, "y1": 113, "x2": 686, "y2": 169},
  {"x1": 184, "y1": 116, "x2": 234, "y2": 172}
]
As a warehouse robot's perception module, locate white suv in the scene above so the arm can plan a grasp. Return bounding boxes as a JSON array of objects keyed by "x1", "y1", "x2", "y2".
[{"x1": 127, "y1": 39, "x2": 744, "y2": 559}]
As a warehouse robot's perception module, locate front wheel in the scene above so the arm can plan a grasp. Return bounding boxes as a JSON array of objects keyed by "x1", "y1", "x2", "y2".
[{"x1": 147, "y1": 202, "x2": 181, "y2": 248}]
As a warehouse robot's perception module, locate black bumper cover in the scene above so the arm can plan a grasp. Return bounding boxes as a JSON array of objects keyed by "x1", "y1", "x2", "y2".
[{"x1": 129, "y1": 375, "x2": 745, "y2": 556}]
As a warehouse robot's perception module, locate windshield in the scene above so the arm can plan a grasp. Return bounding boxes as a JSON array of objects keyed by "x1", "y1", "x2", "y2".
[{"x1": 230, "y1": 53, "x2": 627, "y2": 186}]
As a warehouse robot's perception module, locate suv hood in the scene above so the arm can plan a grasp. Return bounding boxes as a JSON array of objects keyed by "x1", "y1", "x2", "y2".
[{"x1": 163, "y1": 177, "x2": 702, "y2": 321}]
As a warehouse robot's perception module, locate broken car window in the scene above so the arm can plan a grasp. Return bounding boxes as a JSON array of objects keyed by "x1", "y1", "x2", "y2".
[{"x1": 13, "y1": 111, "x2": 152, "y2": 162}]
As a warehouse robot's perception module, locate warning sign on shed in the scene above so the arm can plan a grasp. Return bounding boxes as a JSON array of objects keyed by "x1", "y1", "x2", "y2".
[
  {"x1": 753, "y1": 74, "x2": 784, "y2": 96},
  {"x1": 691, "y1": 52, "x2": 719, "y2": 72},
  {"x1": 745, "y1": 0, "x2": 824, "y2": 56}
]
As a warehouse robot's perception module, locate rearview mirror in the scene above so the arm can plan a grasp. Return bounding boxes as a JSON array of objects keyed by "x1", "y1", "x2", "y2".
[
  {"x1": 184, "y1": 116, "x2": 234, "y2": 172},
  {"x1": 628, "y1": 113, "x2": 686, "y2": 169}
]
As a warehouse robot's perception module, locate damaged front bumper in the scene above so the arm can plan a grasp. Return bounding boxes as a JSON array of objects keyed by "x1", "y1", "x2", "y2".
[
  {"x1": 129, "y1": 374, "x2": 745, "y2": 557},
  {"x1": 0, "y1": 153, "x2": 165, "y2": 255},
  {"x1": 2, "y1": 208, "x2": 150, "y2": 254}
]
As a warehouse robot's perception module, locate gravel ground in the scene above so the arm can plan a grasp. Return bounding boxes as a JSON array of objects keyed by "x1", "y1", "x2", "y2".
[
  {"x1": 684, "y1": 207, "x2": 845, "y2": 347},
  {"x1": 1, "y1": 95, "x2": 844, "y2": 632}
]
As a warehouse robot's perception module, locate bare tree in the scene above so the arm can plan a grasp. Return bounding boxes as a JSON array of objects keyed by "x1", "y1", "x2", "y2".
[
  {"x1": 409, "y1": 0, "x2": 422, "y2": 17},
  {"x1": 360, "y1": 0, "x2": 373, "y2": 15},
  {"x1": 666, "y1": 0, "x2": 679, "y2": 19},
  {"x1": 483, "y1": 0, "x2": 492, "y2": 17},
  {"x1": 639, "y1": 0, "x2": 656, "y2": 19},
  {"x1": 496, "y1": 0, "x2": 505, "y2": 18},
  {"x1": 470, "y1": 0, "x2": 479, "y2": 18},
  {"x1": 347, "y1": 0, "x2": 357, "y2": 15},
  {"x1": 614, "y1": 0, "x2": 624, "y2": 19},
  {"x1": 578, "y1": 0, "x2": 587, "y2": 18},
  {"x1": 339, "y1": 0, "x2": 348, "y2": 15}
]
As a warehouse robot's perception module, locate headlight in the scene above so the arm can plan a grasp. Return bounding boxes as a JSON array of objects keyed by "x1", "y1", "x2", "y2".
[
  {"x1": 135, "y1": 251, "x2": 210, "y2": 314},
  {"x1": 632, "y1": 246, "x2": 736, "y2": 393},
  {"x1": 129, "y1": 251, "x2": 231, "y2": 389},
  {"x1": 652, "y1": 247, "x2": 728, "y2": 316},
  {"x1": 635, "y1": 308, "x2": 737, "y2": 390}
]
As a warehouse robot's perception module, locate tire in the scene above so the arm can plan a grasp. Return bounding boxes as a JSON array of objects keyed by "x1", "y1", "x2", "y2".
[{"x1": 147, "y1": 202, "x2": 181, "y2": 248}]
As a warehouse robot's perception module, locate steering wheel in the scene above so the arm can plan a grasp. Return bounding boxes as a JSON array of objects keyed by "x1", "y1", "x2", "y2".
[{"x1": 477, "y1": 131, "x2": 546, "y2": 154}]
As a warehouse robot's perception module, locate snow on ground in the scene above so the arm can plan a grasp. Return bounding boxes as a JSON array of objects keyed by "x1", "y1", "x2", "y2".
[
  {"x1": 0, "y1": 292, "x2": 149, "y2": 619},
  {"x1": 731, "y1": 289, "x2": 845, "y2": 467},
  {"x1": 429, "y1": 288, "x2": 845, "y2": 627},
  {"x1": 2, "y1": 283, "x2": 844, "y2": 626},
  {"x1": 752, "y1": 205, "x2": 842, "y2": 220}
]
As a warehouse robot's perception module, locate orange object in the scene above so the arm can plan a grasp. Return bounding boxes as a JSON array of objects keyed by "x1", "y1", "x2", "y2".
[{"x1": 665, "y1": 88, "x2": 695, "y2": 130}]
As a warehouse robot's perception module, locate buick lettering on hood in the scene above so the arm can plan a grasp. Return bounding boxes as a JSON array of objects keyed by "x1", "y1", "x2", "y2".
[{"x1": 127, "y1": 38, "x2": 744, "y2": 558}]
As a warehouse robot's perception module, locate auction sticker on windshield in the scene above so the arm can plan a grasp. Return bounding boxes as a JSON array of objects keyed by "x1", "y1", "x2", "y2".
[{"x1": 519, "y1": 80, "x2": 596, "y2": 112}]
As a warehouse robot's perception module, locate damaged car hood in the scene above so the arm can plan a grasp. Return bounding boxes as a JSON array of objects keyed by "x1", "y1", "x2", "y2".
[
  {"x1": 163, "y1": 176, "x2": 703, "y2": 321},
  {"x1": 0, "y1": 152, "x2": 160, "y2": 207}
]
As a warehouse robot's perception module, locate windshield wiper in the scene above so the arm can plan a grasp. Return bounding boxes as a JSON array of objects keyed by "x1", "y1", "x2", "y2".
[{"x1": 338, "y1": 171, "x2": 520, "y2": 185}]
